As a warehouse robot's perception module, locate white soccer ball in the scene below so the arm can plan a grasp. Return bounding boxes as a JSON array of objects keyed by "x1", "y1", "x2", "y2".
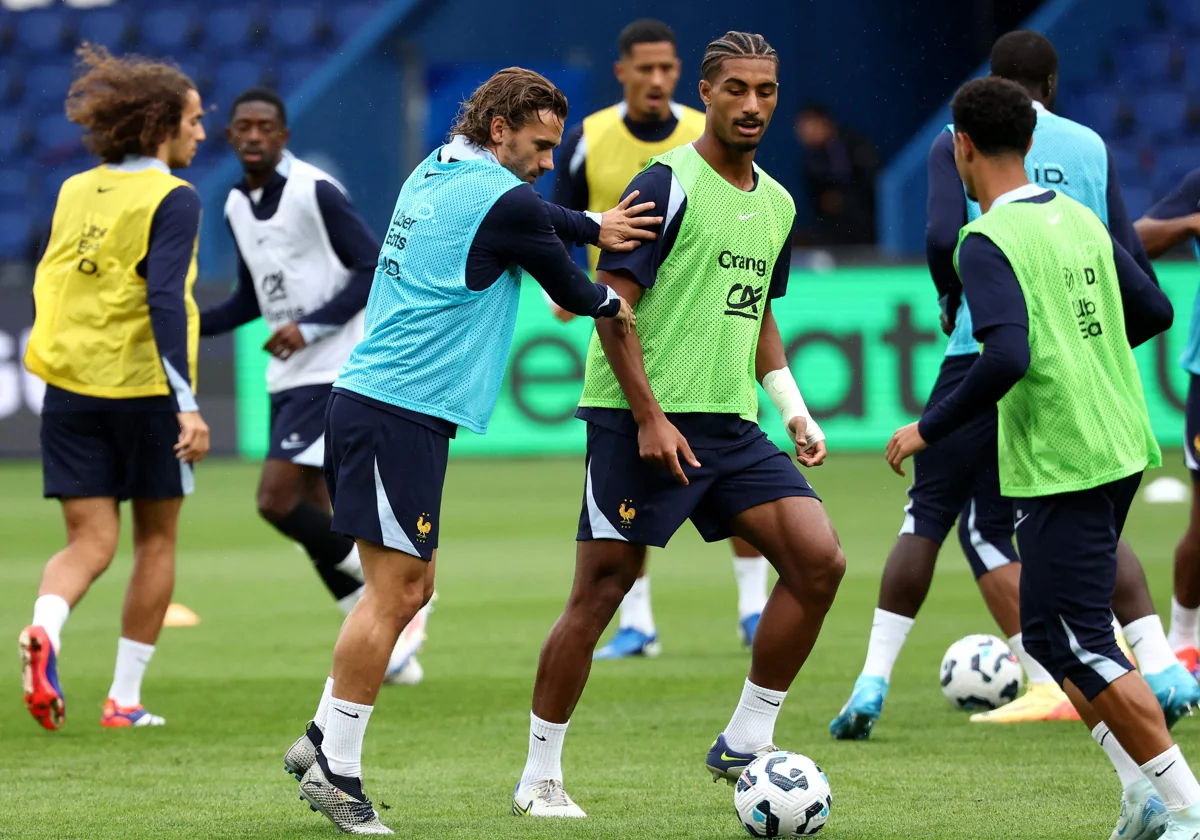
[
  {"x1": 733, "y1": 751, "x2": 831, "y2": 837},
  {"x1": 939, "y1": 633, "x2": 1024, "y2": 711}
]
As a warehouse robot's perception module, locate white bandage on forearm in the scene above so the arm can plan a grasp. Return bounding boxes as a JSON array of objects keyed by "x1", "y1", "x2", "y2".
[{"x1": 762, "y1": 367, "x2": 823, "y2": 450}]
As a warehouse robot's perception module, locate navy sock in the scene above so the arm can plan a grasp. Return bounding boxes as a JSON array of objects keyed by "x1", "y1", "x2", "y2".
[{"x1": 273, "y1": 502, "x2": 361, "y2": 600}]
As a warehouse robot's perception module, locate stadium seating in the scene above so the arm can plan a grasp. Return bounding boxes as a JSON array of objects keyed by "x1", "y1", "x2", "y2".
[
  {"x1": 0, "y1": 0, "x2": 386, "y2": 261},
  {"x1": 1059, "y1": 5, "x2": 1200, "y2": 217}
]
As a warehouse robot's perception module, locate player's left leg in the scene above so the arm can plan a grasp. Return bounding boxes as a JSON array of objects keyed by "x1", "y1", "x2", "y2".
[
  {"x1": 1018, "y1": 474, "x2": 1195, "y2": 839},
  {"x1": 706, "y1": 494, "x2": 844, "y2": 783},
  {"x1": 1112, "y1": 540, "x2": 1200, "y2": 728},
  {"x1": 729, "y1": 536, "x2": 769, "y2": 648}
]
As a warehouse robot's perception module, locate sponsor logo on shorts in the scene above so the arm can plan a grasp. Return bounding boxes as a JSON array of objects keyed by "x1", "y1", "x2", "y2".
[
  {"x1": 280, "y1": 433, "x2": 307, "y2": 451},
  {"x1": 618, "y1": 499, "x2": 636, "y2": 529},
  {"x1": 416, "y1": 513, "x2": 433, "y2": 541}
]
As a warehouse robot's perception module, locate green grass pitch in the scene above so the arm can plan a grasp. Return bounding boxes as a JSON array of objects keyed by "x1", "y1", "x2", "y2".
[{"x1": 1, "y1": 453, "x2": 1196, "y2": 839}]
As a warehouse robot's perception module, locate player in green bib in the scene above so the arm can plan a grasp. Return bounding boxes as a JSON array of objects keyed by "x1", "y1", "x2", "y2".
[
  {"x1": 511, "y1": 32, "x2": 846, "y2": 819},
  {"x1": 887, "y1": 78, "x2": 1199, "y2": 840}
]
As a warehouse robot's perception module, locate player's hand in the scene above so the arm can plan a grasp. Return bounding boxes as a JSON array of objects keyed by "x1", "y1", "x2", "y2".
[
  {"x1": 175, "y1": 411, "x2": 210, "y2": 464},
  {"x1": 550, "y1": 303, "x2": 577, "y2": 323},
  {"x1": 264, "y1": 322, "x2": 307, "y2": 360},
  {"x1": 940, "y1": 313, "x2": 954, "y2": 337},
  {"x1": 598, "y1": 190, "x2": 662, "y2": 253},
  {"x1": 885, "y1": 421, "x2": 928, "y2": 477},
  {"x1": 614, "y1": 296, "x2": 635, "y2": 334},
  {"x1": 787, "y1": 416, "x2": 827, "y2": 467},
  {"x1": 638, "y1": 414, "x2": 701, "y2": 485}
]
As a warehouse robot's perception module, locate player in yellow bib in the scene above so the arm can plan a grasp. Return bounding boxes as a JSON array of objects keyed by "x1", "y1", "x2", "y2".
[
  {"x1": 19, "y1": 45, "x2": 209, "y2": 732},
  {"x1": 514, "y1": 32, "x2": 845, "y2": 818},
  {"x1": 551, "y1": 19, "x2": 774, "y2": 660},
  {"x1": 887, "y1": 77, "x2": 1196, "y2": 840}
]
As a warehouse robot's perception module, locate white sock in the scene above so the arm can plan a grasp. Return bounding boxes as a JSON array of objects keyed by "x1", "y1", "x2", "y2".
[
  {"x1": 619, "y1": 576, "x2": 655, "y2": 636},
  {"x1": 107, "y1": 637, "x2": 155, "y2": 708},
  {"x1": 337, "y1": 587, "x2": 364, "y2": 615},
  {"x1": 732, "y1": 555, "x2": 769, "y2": 619},
  {"x1": 1169, "y1": 597, "x2": 1200, "y2": 651},
  {"x1": 862, "y1": 608, "x2": 915, "y2": 681},
  {"x1": 313, "y1": 676, "x2": 335, "y2": 730},
  {"x1": 1091, "y1": 722, "x2": 1144, "y2": 789},
  {"x1": 336, "y1": 544, "x2": 364, "y2": 583},
  {"x1": 724, "y1": 679, "x2": 787, "y2": 753},
  {"x1": 323, "y1": 696, "x2": 373, "y2": 779},
  {"x1": 518, "y1": 712, "x2": 569, "y2": 793},
  {"x1": 1143, "y1": 745, "x2": 1200, "y2": 811},
  {"x1": 31, "y1": 594, "x2": 70, "y2": 653},
  {"x1": 1124, "y1": 615, "x2": 1180, "y2": 675},
  {"x1": 1008, "y1": 633, "x2": 1056, "y2": 686}
]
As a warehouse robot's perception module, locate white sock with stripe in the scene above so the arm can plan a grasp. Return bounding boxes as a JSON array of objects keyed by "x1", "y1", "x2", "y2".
[
  {"x1": 1124, "y1": 615, "x2": 1179, "y2": 675},
  {"x1": 108, "y1": 637, "x2": 155, "y2": 708},
  {"x1": 1091, "y1": 722, "x2": 1144, "y2": 789},
  {"x1": 518, "y1": 712, "x2": 569, "y2": 795},
  {"x1": 1143, "y1": 745, "x2": 1200, "y2": 812},
  {"x1": 723, "y1": 679, "x2": 787, "y2": 753},
  {"x1": 323, "y1": 696, "x2": 373, "y2": 779}
]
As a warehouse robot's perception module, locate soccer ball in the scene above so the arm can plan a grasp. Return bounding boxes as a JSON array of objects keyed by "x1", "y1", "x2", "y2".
[
  {"x1": 733, "y1": 751, "x2": 831, "y2": 837},
  {"x1": 939, "y1": 634, "x2": 1024, "y2": 711}
]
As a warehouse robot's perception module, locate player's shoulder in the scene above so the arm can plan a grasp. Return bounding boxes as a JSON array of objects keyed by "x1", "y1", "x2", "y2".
[
  {"x1": 929, "y1": 128, "x2": 955, "y2": 156},
  {"x1": 582, "y1": 103, "x2": 623, "y2": 130},
  {"x1": 288, "y1": 155, "x2": 350, "y2": 196},
  {"x1": 1039, "y1": 111, "x2": 1106, "y2": 154}
]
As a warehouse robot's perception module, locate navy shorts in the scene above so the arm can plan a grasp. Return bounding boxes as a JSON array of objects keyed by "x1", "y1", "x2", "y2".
[
  {"x1": 1016, "y1": 472, "x2": 1142, "y2": 702},
  {"x1": 1184, "y1": 374, "x2": 1200, "y2": 480},
  {"x1": 323, "y1": 391, "x2": 450, "y2": 561},
  {"x1": 268, "y1": 384, "x2": 332, "y2": 467},
  {"x1": 41, "y1": 410, "x2": 193, "y2": 500},
  {"x1": 577, "y1": 422, "x2": 819, "y2": 547},
  {"x1": 904, "y1": 354, "x2": 1018, "y2": 579}
]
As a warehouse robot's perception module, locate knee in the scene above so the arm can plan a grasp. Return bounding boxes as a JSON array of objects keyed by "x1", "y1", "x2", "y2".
[
  {"x1": 71, "y1": 533, "x2": 118, "y2": 574},
  {"x1": 256, "y1": 486, "x2": 297, "y2": 524},
  {"x1": 783, "y1": 542, "x2": 846, "y2": 604},
  {"x1": 567, "y1": 571, "x2": 631, "y2": 622}
]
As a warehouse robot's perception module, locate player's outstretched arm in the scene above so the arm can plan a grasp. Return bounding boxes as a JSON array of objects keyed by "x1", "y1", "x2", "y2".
[
  {"x1": 1111, "y1": 237, "x2": 1173, "y2": 348},
  {"x1": 1135, "y1": 169, "x2": 1200, "y2": 258},
  {"x1": 926, "y1": 131, "x2": 968, "y2": 335},
  {"x1": 593, "y1": 269, "x2": 698, "y2": 486},
  {"x1": 755, "y1": 303, "x2": 825, "y2": 467}
]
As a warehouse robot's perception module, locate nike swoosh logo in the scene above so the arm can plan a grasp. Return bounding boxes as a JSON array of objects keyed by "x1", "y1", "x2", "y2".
[
  {"x1": 756, "y1": 696, "x2": 781, "y2": 707},
  {"x1": 280, "y1": 440, "x2": 308, "y2": 450},
  {"x1": 1155, "y1": 759, "x2": 1177, "y2": 777},
  {"x1": 513, "y1": 799, "x2": 533, "y2": 816},
  {"x1": 533, "y1": 733, "x2": 546, "y2": 741},
  {"x1": 97, "y1": 187, "x2": 116, "y2": 193},
  {"x1": 424, "y1": 171, "x2": 442, "y2": 178},
  {"x1": 334, "y1": 708, "x2": 360, "y2": 719},
  {"x1": 1100, "y1": 729, "x2": 1110, "y2": 746},
  {"x1": 738, "y1": 212, "x2": 757, "y2": 221},
  {"x1": 257, "y1": 237, "x2": 269, "y2": 245},
  {"x1": 720, "y1": 751, "x2": 746, "y2": 762},
  {"x1": 1130, "y1": 638, "x2": 1144, "y2": 650},
  {"x1": 1014, "y1": 514, "x2": 1030, "y2": 529},
  {"x1": 1047, "y1": 213, "x2": 1061, "y2": 225}
]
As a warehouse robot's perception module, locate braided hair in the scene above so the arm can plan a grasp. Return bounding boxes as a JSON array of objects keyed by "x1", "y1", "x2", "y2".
[{"x1": 700, "y1": 31, "x2": 778, "y2": 82}]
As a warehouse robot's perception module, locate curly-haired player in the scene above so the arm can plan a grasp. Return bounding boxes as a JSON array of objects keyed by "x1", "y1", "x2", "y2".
[{"x1": 21, "y1": 44, "x2": 209, "y2": 731}]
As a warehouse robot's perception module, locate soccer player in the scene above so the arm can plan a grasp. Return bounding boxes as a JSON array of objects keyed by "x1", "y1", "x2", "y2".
[
  {"x1": 551, "y1": 18, "x2": 771, "y2": 660},
  {"x1": 1135, "y1": 170, "x2": 1200, "y2": 674},
  {"x1": 200, "y1": 87, "x2": 428, "y2": 685},
  {"x1": 283, "y1": 67, "x2": 646, "y2": 834},
  {"x1": 831, "y1": 29, "x2": 1198, "y2": 738},
  {"x1": 886, "y1": 75, "x2": 1200, "y2": 840},
  {"x1": 19, "y1": 44, "x2": 209, "y2": 730},
  {"x1": 514, "y1": 32, "x2": 844, "y2": 818}
]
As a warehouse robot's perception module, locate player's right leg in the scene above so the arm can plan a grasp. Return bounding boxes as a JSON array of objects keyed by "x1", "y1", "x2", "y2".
[
  {"x1": 259, "y1": 385, "x2": 364, "y2": 611},
  {"x1": 288, "y1": 391, "x2": 446, "y2": 835},
  {"x1": 1170, "y1": 390, "x2": 1200, "y2": 676},
  {"x1": 831, "y1": 356, "x2": 980, "y2": 740},
  {"x1": 22, "y1": 408, "x2": 125, "y2": 730}
]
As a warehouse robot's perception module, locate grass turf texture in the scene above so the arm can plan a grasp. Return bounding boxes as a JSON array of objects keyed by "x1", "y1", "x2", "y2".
[{"x1": 1, "y1": 454, "x2": 1196, "y2": 839}]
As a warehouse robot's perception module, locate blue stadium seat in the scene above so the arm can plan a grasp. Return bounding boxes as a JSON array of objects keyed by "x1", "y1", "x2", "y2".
[
  {"x1": 0, "y1": 62, "x2": 21, "y2": 104},
  {"x1": 23, "y1": 64, "x2": 74, "y2": 106},
  {"x1": 0, "y1": 168, "x2": 29, "y2": 201},
  {"x1": 0, "y1": 114, "x2": 24, "y2": 162},
  {"x1": 333, "y1": 4, "x2": 377, "y2": 44},
  {"x1": 1156, "y1": 146, "x2": 1200, "y2": 190},
  {"x1": 1108, "y1": 143, "x2": 1147, "y2": 189},
  {"x1": 1167, "y1": 0, "x2": 1200, "y2": 32},
  {"x1": 1185, "y1": 41, "x2": 1200, "y2": 89},
  {"x1": 205, "y1": 8, "x2": 260, "y2": 52},
  {"x1": 211, "y1": 59, "x2": 267, "y2": 110},
  {"x1": 1134, "y1": 90, "x2": 1190, "y2": 136},
  {"x1": 278, "y1": 58, "x2": 325, "y2": 93},
  {"x1": 1067, "y1": 91, "x2": 1122, "y2": 137},
  {"x1": 140, "y1": 8, "x2": 197, "y2": 52},
  {"x1": 76, "y1": 8, "x2": 133, "y2": 51},
  {"x1": 1123, "y1": 186, "x2": 1154, "y2": 220},
  {"x1": 1121, "y1": 38, "x2": 1180, "y2": 82},
  {"x1": 35, "y1": 115, "x2": 82, "y2": 154},
  {"x1": 271, "y1": 4, "x2": 326, "y2": 48},
  {"x1": 0, "y1": 212, "x2": 32, "y2": 260},
  {"x1": 14, "y1": 8, "x2": 69, "y2": 55}
]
